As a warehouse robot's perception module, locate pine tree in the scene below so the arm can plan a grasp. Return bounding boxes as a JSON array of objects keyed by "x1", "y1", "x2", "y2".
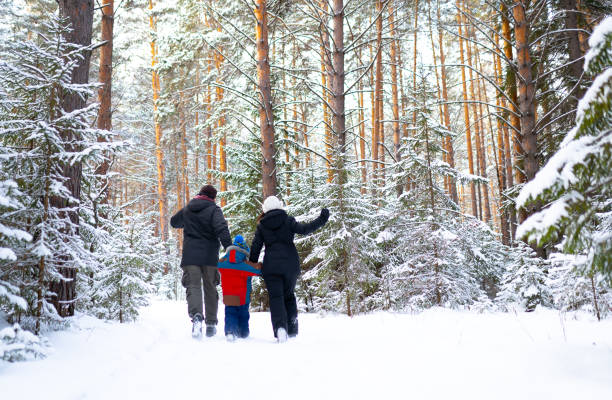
[
  {"x1": 517, "y1": 17, "x2": 612, "y2": 283},
  {"x1": 0, "y1": 181, "x2": 31, "y2": 315},
  {"x1": 0, "y1": 16, "x2": 118, "y2": 331},
  {"x1": 497, "y1": 242, "x2": 552, "y2": 312},
  {"x1": 86, "y1": 213, "x2": 160, "y2": 323}
]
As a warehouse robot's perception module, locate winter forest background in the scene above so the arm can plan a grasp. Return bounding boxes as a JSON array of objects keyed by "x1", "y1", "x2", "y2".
[{"x1": 1, "y1": 0, "x2": 611, "y2": 362}]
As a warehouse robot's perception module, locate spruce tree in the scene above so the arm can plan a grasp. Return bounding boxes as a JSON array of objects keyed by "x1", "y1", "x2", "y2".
[{"x1": 517, "y1": 17, "x2": 612, "y2": 284}]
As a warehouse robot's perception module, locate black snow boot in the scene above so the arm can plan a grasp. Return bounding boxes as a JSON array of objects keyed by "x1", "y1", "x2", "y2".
[
  {"x1": 206, "y1": 323, "x2": 217, "y2": 337},
  {"x1": 288, "y1": 318, "x2": 298, "y2": 338}
]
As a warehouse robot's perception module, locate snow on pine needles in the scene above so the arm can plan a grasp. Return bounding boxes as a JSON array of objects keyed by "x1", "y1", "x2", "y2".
[{"x1": 1, "y1": 299, "x2": 611, "y2": 400}]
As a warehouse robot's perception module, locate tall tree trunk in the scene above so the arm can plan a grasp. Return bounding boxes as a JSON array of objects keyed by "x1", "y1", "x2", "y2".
[
  {"x1": 411, "y1": 0, "x2": 420, "y2": 127},
  {"x1": 319, "y1": 1, "x2": 333, "y2": 182},
  {"x1": 148, "y1": 0, "x2": 168, "y2": 247},
  {"x1": 180, "y1": 94, "x2": 190, "y2": 203},
  {"x1": 50, "y1": 0, "x2": 94, "y2": 317},
  {"x1": 437, "y1": 0, "x2": 458, "y2": 204},
  {"x1": 255, "y1": 0, "x2": 278, "y2": 199},
  {"x1": 492, "y1": 41, "x2": 510, "y2": 245},
  {"x1": 175, "y1": 140, "x2": 184, "y2": 253},
  {"x1": 95, "y1": 0, "x2": 113, "y2": 202},
  {"x1": 496, "y1": 27, "x2": 517, "y2": 241},
  {"x1": 513, "y1": 1, "x2": 538, "y2": 222},
  {"x1": 215, "y1": 52, "x2": 227, "y2": 206},
  {"x1": 373, "y1": 0, "x2": 383, "y2": 189},
  {"x1": 206, "y1": 61, "x2": 213, "y2": 183},
  {"x1": 469, "y1": 38, "x2": 491, "y2": 223},
  {"x1": 194, "y1": 65, "x2": 200, "y2": 186},
  {"x1": 331, "y1": 0, "x2": 346, "y2": 167},
  {"x1": 389, "y1": 0, "x2": 402, "y2": 196},
  {"x1": 563, "y1": 0, "x2": 586, "y2": 100},
  {"x1": 456, "y1": 3, "x2": 478, "y2": 218},
  {"x1": 501, "y1": 3, "x2": 524, "y2": 189},
  {"x1": 358, "y1": 61, "x2": 367, "y2": 192}
]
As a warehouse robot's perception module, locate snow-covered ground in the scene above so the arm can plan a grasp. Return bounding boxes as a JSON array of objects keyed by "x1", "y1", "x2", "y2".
[{"x1": 2, "y1": 300, "x2": 612, "y2": 400}]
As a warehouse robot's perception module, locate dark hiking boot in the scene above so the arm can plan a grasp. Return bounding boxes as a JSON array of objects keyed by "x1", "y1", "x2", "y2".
[
  {"x1": 288, "y1": 318, "x2": 298, "y2": 338},
  {"x1": 192, "y1": 314, "x2": 203, "y2": 339},
  {"x1": 205, "y1": 323, "x2": 217, "y2": 337}
]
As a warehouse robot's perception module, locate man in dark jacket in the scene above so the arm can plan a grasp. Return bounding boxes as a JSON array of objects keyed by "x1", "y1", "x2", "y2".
[
  {"x1": 170, "y1": 184, "x2": 232, "y2": 338},
  {"x1": 249, "y1": 195, "x2": 329, "y2": 342}
]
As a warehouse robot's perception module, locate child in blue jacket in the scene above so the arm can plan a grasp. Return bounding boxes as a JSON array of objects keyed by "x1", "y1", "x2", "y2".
[{"x1": 218, "y1": 235, "x2": 261, "y2": 341}]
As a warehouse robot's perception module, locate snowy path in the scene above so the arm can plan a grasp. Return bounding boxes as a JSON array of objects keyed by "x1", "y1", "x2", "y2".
[{"x1": 2, "y1": 300, "x2": 612, "y2": 400}]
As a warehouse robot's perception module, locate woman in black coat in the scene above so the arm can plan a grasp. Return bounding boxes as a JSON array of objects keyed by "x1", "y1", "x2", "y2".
[{"x1": 249, "y1": 196, "x2": 329, "y2": 342}]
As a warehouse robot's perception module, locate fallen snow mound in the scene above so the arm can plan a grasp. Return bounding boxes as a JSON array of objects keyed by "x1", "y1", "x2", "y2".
[{"x1": 1, "y1": 300, "x2": 611, "y2": 400}]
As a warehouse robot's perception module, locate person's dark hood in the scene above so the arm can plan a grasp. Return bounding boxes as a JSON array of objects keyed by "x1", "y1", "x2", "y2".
[
  {"x1": 261, "y1": 209, "x2": 287, "y2": 230},
  {"x1": 187, "y1": 198, "x2": 215, "y2": 212}
]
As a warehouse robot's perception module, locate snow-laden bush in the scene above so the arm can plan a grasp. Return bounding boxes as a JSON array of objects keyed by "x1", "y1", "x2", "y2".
[
  {"x1": 0, "y1": 323, "x2": 48, "y2": 362},
  {"x1": 496, "y1": 242, "x2": 553, "y2": 312},
  {"x1": 548, "y1": 253, "x2": 612, "y2": 319}
]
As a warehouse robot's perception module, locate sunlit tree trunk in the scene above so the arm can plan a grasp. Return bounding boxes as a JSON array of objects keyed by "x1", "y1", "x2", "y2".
[
  {"x1": 148, "y1": 0, "x2": 168, "y2": 246},
  {"x1": 255, "y1": 0, "x2": 278, "y2": 198},
  {"x1": 513, "y1": 1, "x2": 537, "y2": 222},
  {"x1": 373, "y1": 0, "x2": 383, "y2": 190},
  {"x1": 456, "y1": 3, "x2": 478, "y2": 218},
  {"x1": 501, "y1": 3, "x2": 524, "y2": 189},
  {"x1": 411, "y1": 0, "x2": 420, "y2": 126},
  {"x1": 437, "y1": 0, "x2": 458, "y2": 204},
  {"x1": 95, "y1": 0, "x2": 113, "y2": 202},
  {"x1": 319, "y1": 1, "x2": 333, "y2": 182},
  {"x1": 466, "y1": 32, "x2": 491, "y2": 223},
  {"x1": 194, "y1": 65, "x2": 200, "y2": 186},
  {"x1": 492, "y1": 41, "x2": 510, "y2": 245},
  {"x1": 389, "y1": 0, "x2": 402, "y2": 196},
  {"x1": 215, "y1": 51, "x2": 227, "y2": 206},
  {"x1": 180, "y1": 94, "x2": 190, "y2": 203}
]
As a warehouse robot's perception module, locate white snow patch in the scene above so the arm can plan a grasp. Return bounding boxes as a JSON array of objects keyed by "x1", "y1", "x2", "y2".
[
  {"x1": 584, "y1": 16, "x2": 612, "y2": 72},
  {"x1": 1, "y1": 300, "x2": 611, "y2": 399}
]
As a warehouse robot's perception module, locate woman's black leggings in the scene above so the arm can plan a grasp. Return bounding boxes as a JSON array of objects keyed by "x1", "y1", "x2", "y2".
[{"x1": 263, "y1": 271, "x2": 299, "y2": 337}]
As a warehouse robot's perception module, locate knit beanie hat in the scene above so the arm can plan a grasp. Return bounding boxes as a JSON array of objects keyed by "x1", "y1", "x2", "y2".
[
  {"x1": 198, "y1": 185, "x2": 217, "y2": 199},
  {"x1": 233, "y1": 235, "x2": 249, "y2": 251},
  {"x1": 262, "y1": 196, "x2": 284, "y2": 213}
]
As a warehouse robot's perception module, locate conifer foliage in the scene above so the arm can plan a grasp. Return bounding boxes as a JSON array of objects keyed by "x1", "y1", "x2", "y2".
[{"x1": 517, "y1": 17, "x2": 612, "y2": 283}]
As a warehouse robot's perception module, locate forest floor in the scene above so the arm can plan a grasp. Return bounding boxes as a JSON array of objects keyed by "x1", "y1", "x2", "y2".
[{"x1": 1, "y1": 300, "x2": 612, "y2": 400}]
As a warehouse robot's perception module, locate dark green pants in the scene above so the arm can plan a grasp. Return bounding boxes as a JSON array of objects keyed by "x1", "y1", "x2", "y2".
[{"x1": 182, "y1": 265, "x2": 219, "y2": 325}]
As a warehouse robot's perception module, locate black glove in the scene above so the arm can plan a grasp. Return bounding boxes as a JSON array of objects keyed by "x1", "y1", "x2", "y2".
[{"x1": 320, "y1": 208, "x2": 330, "y2": 222}]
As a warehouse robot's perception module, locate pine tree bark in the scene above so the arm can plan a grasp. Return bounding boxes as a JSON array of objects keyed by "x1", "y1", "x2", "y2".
[
  {"x1": 255, "y1": 0, "x2": 278, "y2": 199},
  {"x1": 513, "y1": 1, "x2": 538, "y2": 222},
  {"x1": 563, "y1": 0, "x2": 586, "y2": 100},
  {"x1": 468, "y1": 36, "x2": 491, "y2": 223},
  {"x1": 215, "y1": 52, "x2": 227, "y2": 206},
  {"x1": 180, "y1": 94, "x2": 190, "y2": 203},
  {"x1": 389, "y1": 0, "x2": 402, "y2": 196},
  {"x1": 501, "y1": 3, "x2": 524, "y2": 188},
  {"x1": 411, "y1": 0, "x2": 420, "y2": 126},
  {"x1": 331, "y1": 0, "x2": 346, "y2": 173},
  {"x1": 149, "y1": 0, "x2": 168, "y2": 246},
  {"x1": 456, "y1": 4, "x2": 478, "y2": 218},
  {"x1": 319, "y1": 1, "x2": 334, "y2": 182},
  {"x1": 492, "y1": 41, "x2": 510, "y2": 245},
  {"x1": 95, "y1": 0, "x2": 113, "y2": 201},
  {"x1": 373, "y1": 0, "x2": 383, "y2": 189},
  {"x1": 496, "y1": 27, "x2": 517, "y2": 241},
  {"x1": 437, "y1": 0, "x2": 458, "y2": 204},
  {"x1": 194, "y1": 65, "x2": 200, "y2": 186},
  {"x1": 50, "y1": 0, "x2": 94, "y2": 317}
]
